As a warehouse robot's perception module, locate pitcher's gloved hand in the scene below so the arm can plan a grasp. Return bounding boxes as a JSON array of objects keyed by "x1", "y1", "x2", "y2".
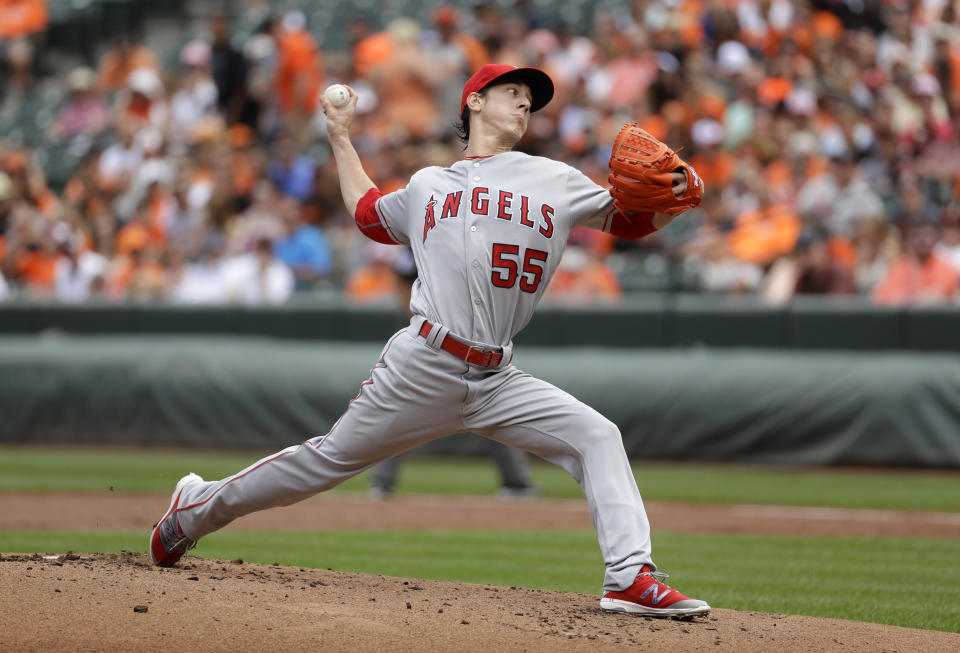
[{"x1": 608, "y1": 123, "x2": 704, "y2": 215}]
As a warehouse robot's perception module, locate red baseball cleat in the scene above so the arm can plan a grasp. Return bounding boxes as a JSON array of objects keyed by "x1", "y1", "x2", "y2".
[
  {"x1": 600, "y1": 565, "x2": 710, "y2": 618},
  {"x1": 149, "y1": 473, "x2": 203, "y2": 567}
]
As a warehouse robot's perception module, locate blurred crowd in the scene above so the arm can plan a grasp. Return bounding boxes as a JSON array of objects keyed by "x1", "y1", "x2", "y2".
[{"x1": 2, "y1": 0, "x2": 960, "y2": 307}]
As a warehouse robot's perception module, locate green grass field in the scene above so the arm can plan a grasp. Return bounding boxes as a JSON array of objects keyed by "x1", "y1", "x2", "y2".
[
  {"x1": 2, "y1": 446, "x2": 959, "y2": 511},
  {"x1": 2, "y1": 446, "x2": 959, "y2": 632}
]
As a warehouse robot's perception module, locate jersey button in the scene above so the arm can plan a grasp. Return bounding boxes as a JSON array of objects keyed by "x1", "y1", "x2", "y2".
[
  {"x1": 473, "y1": 162, "x2": 480, "y2": 168},
  {"x1": 472, "y1": 260, "x2": 480, "y2": 268},
  {"x1": 470, "y1": 226, "x2": 477, "y2": 232},
  {"x1": 473, "y1": 176, "x2": 480, "y2": 182},
  {"x1": 474, "y1": 298, "x2": 482, "y2": 305}
]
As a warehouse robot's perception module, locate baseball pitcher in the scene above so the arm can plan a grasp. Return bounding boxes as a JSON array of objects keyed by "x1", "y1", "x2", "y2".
[{"x1": 150, "y1": 64, "x2": 708, "y2": 618}]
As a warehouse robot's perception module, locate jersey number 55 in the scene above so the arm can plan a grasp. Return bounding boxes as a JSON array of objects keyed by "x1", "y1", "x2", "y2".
[{"x1": 491, "y1": 243, "x2": 548, "y2": 293}]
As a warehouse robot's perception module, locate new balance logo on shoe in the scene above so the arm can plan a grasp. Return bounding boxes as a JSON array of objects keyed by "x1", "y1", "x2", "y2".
[
  {"x1": 639, "y1": 583, "x2": 671, "y2": 605},
  {"x1": 599, "y1": 565, "x2": 709, "y2": 618}
]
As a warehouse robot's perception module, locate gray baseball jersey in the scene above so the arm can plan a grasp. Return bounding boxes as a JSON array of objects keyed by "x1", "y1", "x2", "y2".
[
  {"x1": 374, "y1": 151, "x2": 612, "y2": 345},
  {"x1": 172, "y1": 151, "x2": 656, "y2": 593}
]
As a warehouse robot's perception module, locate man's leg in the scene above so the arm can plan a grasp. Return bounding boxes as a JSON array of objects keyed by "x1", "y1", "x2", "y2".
[
  {"x1": 489, "y1": 441, "x2": 535, "y2": 496},
  {"x1": 466, "y1": 367, "x2": 708, "y2": 617},
  {"x1": 466, "y1": 367, "x2": 651, "y2": 593},
  {"x1": 168, "y1": 329, "x2": 467, "y2": 542},
  {"x1": 370, "y1": 455, "x2": 402, "y2": 497}
]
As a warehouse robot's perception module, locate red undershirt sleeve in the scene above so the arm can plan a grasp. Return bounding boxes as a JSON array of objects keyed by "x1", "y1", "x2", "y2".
[
  {"x1": 602, "y1": 208, "x2": 658, "y2": 240},
  {"x1": 354, "y1": 187, "x2": 401, "y2": 244}
]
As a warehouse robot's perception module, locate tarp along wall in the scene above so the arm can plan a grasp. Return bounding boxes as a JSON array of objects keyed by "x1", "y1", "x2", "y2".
[{"x1": 2, "y1": 336, "x2": 959, "y2": 467}]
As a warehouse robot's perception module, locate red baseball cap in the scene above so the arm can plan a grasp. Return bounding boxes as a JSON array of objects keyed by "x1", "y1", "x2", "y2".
[{"x1": 460, "y1": 64, "x2": 554, "y2": 114}]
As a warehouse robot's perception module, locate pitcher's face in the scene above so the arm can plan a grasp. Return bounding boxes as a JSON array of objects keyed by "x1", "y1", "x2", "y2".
[{"x1": 477, "y1": 81, "x2": 533, "y2": 142}]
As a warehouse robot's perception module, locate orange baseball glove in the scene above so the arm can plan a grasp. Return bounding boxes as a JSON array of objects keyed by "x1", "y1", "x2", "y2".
[{"x1": 608, "y1": 123, "x2": 703, "y2": 215}]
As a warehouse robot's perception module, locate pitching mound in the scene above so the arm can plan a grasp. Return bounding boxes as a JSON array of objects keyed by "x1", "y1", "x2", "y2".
[{"x1": 3, "y1": 552, "x2": 958, "y2": 652}]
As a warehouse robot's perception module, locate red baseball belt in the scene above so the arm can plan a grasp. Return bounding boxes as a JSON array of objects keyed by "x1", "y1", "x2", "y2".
[{"x1": 418, "y1": 320, "x2": 504, "y2": 368}]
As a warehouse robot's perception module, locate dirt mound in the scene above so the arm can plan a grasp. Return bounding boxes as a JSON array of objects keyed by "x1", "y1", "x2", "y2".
[{"x1": 3, "y1": 552, "x2": 957, "y2": 652}]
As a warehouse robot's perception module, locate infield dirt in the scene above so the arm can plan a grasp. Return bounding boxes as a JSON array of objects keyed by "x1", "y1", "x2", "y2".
[
  {"x1": 3, "y1": 493, "x2": 959, "y2": 651},
  {"x1": 3, "y1": 551, "x2": 959, "y2": 652}
]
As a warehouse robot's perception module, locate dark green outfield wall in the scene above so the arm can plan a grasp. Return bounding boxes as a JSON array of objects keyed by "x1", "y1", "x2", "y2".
[
  {"x1": 1, "y1": 300, "x2": 958, "y2": 350},
  {"x1": 2, "y1": 335, "x2": 958, "y2": 467}
]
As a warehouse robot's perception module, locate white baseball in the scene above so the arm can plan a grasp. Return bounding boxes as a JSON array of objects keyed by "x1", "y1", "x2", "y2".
[{"x1": 324, "y1": 84, "x2": 349, "y2": 108}]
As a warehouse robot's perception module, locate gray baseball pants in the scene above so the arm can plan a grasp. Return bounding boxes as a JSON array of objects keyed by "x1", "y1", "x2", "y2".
[{"x1": 174, "y1": 318, "x2": 653, "y2": 592}]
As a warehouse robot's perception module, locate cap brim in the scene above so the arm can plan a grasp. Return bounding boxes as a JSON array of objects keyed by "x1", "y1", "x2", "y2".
[{"x1": 483, "y1": 67, "x2": 554, "y2": 113}]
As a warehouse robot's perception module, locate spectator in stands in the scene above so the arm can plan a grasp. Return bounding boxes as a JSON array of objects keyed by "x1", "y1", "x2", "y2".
[
  {"x1": 167, "y1": 234, "x2": 229, "y2": 305},
  {"x1": 169, "y1": 41, "x2": 219, "y2": 151},
  {"x1": 826, "y1": 152, "x2": 887, "y2": 237},
  {"x1": 727, "y1": 185, "x2": 802, "y2": 268},
  {"x1": 221, "y1": 236, "x2": 294, "y2": 305},
  {"x1": 225, "y1": 179, "x2": 285, "y2": 255},
  {"x1": 11, "y1": 0, "x2": 960, "y2": 308},
  {"x1": 107, "y1": 245, "x2": 167, "y2": 302},
  {"x1": 345, "y1": 242, "x2": 399, "y2": 305},
  {"x1": 763, "y1": 227, "x2": 857, "y2": 305},
  {"x1": 370, "y1": 18, "x2": 445, "y2": 141},
  {"x1": 0, "y1": 0, "x2": 48, "y2": 40},
  {"x1": 421, "y1": 5, "x2": 485, "y2": 115},
  {"x1": 49, "y1": 67, "x2": 109, "y2": 142},
  {"x1": 429, "y1": 4, "x2": 489, "y2": 74},
  {"x1": 95, "y1": 118, "x2": 142, "y2": 195},
  {"x1": 872, "y1": 220, "x2": 959, "y2": 306},
  {"x1": 113, "y1": 126, "x2": 174, "y2": 224},
  {"x1": 1, "y1": 38, "x2": 34, "y2": 107},
  {"x1": 545, "y1": 245, "x2": 622, "y2": 304},
  {"x1": 266, "y1": 131, "x2": 315, "y2": 202},
  {"x1": 273, "y1": 197, "x2": 333, "y2": 290},
  {"x1": 273, "y1": 11, "x2": 323, "y2": 129},
  {"x1": 209, "y1": 13, "x2": 249, "y2": 126},
  {"x1": 1, "y1": 147, "x2": 55, "y2": 216},
  {"x1": 349, "y1": 12, "x2": 393, "y2": 79},
  {"x1": 936, "y1": 208, "x2": 960, "y2": 272},
  {"x1": 0, "y1": 169, "x2": 13, "y2": 249},
  {"x1": 115, "y1": 67, "x2": 167, "y2": 132},
  {"x1": 53, "y1": 231, "x2": 108, "y2": 304},
  {"x1": 853, "y1": 216, "x2": 899, "y2": 295},
  {"x1": 687, "y1": 118, "x2": 734, "y2": 191},
  {"x1": 96, "y1": 35, "x2": 159, "y2": 93}
]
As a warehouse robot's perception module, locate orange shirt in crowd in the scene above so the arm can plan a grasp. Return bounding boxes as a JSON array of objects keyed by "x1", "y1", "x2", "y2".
[
  {"x1": 229, "y1": 152, "x2": 256, "y2": 198},
  {"x1": 0, "y1": 0, "x2": 48, "y2": 39},
  {"x1": 145, "y1": 194, "x2": 176, "y2": 247},
  {"x1": 948, "y1": 42, "x2": 960, "y2": 94},
  {"x1": 757, "y1": 76, "x2": 792, "y2": 108},
  {"x1": 689, "y1": 151, "x2": 735, "y2": 189},
  {"x1": 676, "y1": 0, "x2": 705, "y2": 49},
  {"x1": 811, "y1": 11, "x2": 844, "y2": 43},
  {"x1": 728, "y1": 204, "x2": 802, "y2": 265},
  {"x1": 13, "y1": 247, "x2": 57, "y2": 289},
  {"x1": 354, "y1": 31, "x2": 394, "y2": 78},
  {"x1": 107, "y1": 254, "x2": 166, "y2": 298},
  {"x1": 828, "y1": 235, "x2": 857, "y2": 270},
  {"x1": 376, "y1": 50, "x2": 441, "y2": 141},
  {"x1": 115, "y1": 222, "x2": 150, "y2": 256},
  {"x1": 96, "y1": 46, "x2": 159, "y2": 92},
  {"x1": 548, "y1": 263, "x2": 622, "y2": 303},
  {"x1": 276, "y1": 27, "x2": 323, "y2": 115},
  {"x1": 871, "y1": 254, "x2": 960, "y2": 306},
  {"x1": 452, "y1": 32, "x2": 489, "y2": 73},
  {"x1": 346, "y1": 262, "x2": 397, "y2": 303}
]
